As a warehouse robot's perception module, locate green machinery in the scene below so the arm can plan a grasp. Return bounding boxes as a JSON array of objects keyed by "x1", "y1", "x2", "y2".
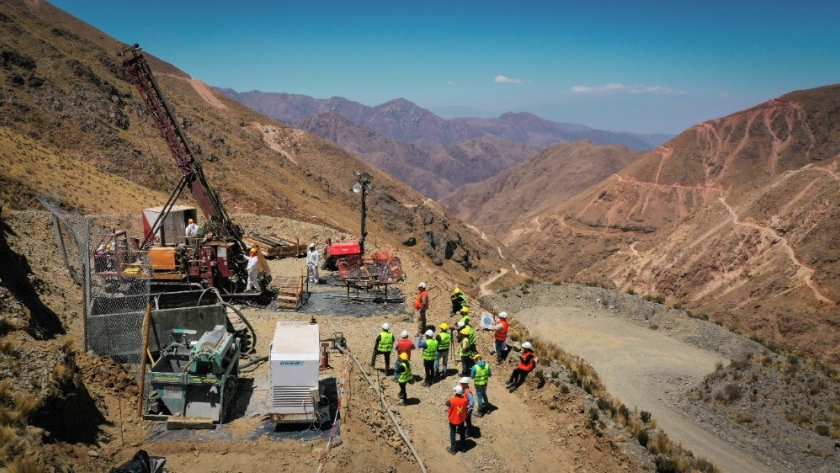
[{"x1": 144, "y1": 323, "x2": 240, "y2": 425}]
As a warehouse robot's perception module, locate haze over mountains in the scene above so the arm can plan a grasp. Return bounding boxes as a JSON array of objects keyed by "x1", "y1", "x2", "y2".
[{"x1": 219, "y1": 89, "x2": 673, "y2": 198}]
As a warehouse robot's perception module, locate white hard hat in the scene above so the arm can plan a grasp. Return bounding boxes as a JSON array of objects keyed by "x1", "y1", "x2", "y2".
[
  {"x1": 457, "y1": 321, "x2": 464, "y2": 328},
  {"x1": 401, "y1": 330, "x2": 409, "y2": 338},
  {"x1": 460, "y1": 377, "x2": 470, "y2": 384},
  {"x1": 418, "y1": 282, "x2": 426, "y2": 289},
  {"x1": 309, "y1": 243, "x2": 316, "y2": 249},
  {"x1": 425, "y1": 329, "x2": 434, "y2": 337},
  {"x1": 453, "y1": 385, "x2": 463, "y2": 395},
  {"x1": 382, "y1": 323, "x2": 390, "y2": 331},
  {"x1": 498, "y1": 312, "x2": 507, "y2": 319},
  {"x1": 522, "y1": 342, "x2": 532, "y2": 350}
]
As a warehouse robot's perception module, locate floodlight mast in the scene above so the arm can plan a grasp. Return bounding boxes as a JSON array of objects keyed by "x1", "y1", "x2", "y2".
[{"x1": 353, "y1": 172, "x2": 373, "y2": 254}]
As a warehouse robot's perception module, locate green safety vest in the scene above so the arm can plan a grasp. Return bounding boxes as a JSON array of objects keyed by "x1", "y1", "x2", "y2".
[
  {"x1": 398, "y1": 360, "x2": 413, "y2": 383},
  {"x1": 459, "y1": 339, "x2": 473, "y2": 357},
  {"x1": 437, "y1": 332, "x2": 451, "y2": 351},
  {"x1": 378, "y1": 331, "x2": 394, "y2": 353},
  {"x1": 466, "y1": 326, "x2": 476, "y2": 347},
  {"x1": 473, "y1": 363, "x2": 489, "y2": 386},
  {"x1": 423, "y1": 338, "x2": 438, "y2": 360}
]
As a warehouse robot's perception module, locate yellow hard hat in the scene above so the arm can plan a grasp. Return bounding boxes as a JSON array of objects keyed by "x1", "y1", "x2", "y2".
[
  {"x1": 460, "y1": 307, "x2": 470, "y2": 314},
  {"x1": 399, "y1": 352, "x2": 408, "y2": 361},
  {"x1": 440, "y1": 322, "x2": 449, "y2": 331},
  {"x1": 454, "y1": 287, "x2": 461, "y2": 294},
  {"x1": 472, "y1": 354, "x2": 482, "y2": 361},
  {"x1": 249, "y1": 247, "x2": 257, "y2": 254},
  {"x1": 188, "y1": 219, "x2": 194, "y2": 223},
  {"x1": 460, "y1": 328, "x2": 469, "y2": 335}
]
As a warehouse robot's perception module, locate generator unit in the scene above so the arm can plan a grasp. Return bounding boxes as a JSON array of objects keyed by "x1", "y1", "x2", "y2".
[{"x1": 269, "y1": 322, "x2": 327, "y2": 424}]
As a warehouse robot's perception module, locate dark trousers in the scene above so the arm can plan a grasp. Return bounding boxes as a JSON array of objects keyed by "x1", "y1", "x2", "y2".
[
  {"x1": 417, "y1": 309, "x2": 427, "y2": 335},
  {"x1": 466, "y1": 410, "x2": 474, "y2": 429},
  {"x1": 461, "y1": 355, "x2": 474, "y2": 376},
  {"x1": 423, "y1": 359, "x2": 435, "y2": 383},
  {"x1": 399, "y1": 381, "x2": 407, "y2": 400},
  {"x1": 449, "y1": 422, "x2": 465, "y2": 449},
  {"x1": 508, "y1": 368, "x2": 530, "y2": 387},
  {"x1": 371, "y1": 350, "x2": 391, "y2": 375}
]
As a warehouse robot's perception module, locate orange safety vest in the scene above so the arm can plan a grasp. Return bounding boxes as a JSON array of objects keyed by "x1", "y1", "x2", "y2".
[
  {"x1": 495, "y1": 319, "x2": 509, "y2": 341},
  {"x1": 414, "y1": 290, "x2": 429, "y2": 311},
  {"x1": 396, "y1": 338, "x2": 414, "y2": 359},
  {"x1": 448, "y1": 394, "x2": 468, "y2": 424},
  {"x1": 518, "y1": 351, "x2": 535, "y2": 372}
]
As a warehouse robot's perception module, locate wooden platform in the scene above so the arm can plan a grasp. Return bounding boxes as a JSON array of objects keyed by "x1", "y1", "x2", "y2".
[
  {"x1": 243, "y1": 234, "x2": 307, "y2": 259},
  {"x1": 268, "y1": 275, "x2": 304, "y2": 309}
]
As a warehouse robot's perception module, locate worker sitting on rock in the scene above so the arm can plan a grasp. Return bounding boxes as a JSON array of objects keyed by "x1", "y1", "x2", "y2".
[
  {"x1": 185, "y1": 218, "x2": 198, "y2": 238},
  {"x1": 451, "y1": 287, "x2": 468, "y2": 316},
  {"x1": 371, "y1": 323, "x2": 395, "y2": 375},
  {"x1": 394, "y1": 330, "x2": 415, "y2": 381},
  {"x1": 417, "y1": 330, "x2": 439, "y2": 386},
  {"x1": 507, "y1": 342, "x2": 536, "y2": 392},
  {"x1": 245, "y1": 247, "x2": 261, "y2": 292},
  {"x1": 435, "y1": 323, "x2": 452, "y2": 379},
  {"x1": 470, "y1": 354, "x2": 493, "y2": 416},
  {"x1": 396, "y1": 352, "x2": 413, "y2": 405},
  {"x1": 446, "y1": 385, "x2": 468, "y2": 454}
]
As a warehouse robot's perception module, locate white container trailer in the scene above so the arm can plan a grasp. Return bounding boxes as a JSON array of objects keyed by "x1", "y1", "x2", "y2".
[
  {"x1": 142, "y1": 205, "x2": 198, "y2": 246},
  {"x1": 269, "y1": 321, "x2": 322, "y2": 424}
]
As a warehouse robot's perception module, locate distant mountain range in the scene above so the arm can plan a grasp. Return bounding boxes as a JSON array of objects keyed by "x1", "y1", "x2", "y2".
[{"x1": 217, "y1": 89, "x2": 671, "y2": 150}]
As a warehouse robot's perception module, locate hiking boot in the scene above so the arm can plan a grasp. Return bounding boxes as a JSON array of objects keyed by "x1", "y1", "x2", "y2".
[
  {"x1": 447, "y1": 446, "x2": 457, "y2": 455},
  {"x1": 476, "y1": 410, "x2": 484, "y2": 418}
]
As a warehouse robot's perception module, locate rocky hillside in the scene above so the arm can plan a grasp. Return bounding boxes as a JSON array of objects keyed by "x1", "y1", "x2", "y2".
[
  {"x1": 491, "y1": 85, "x2": 840, "y2": 365},
  {"x1": 297, "y1": 111, "x2": 541, "y2": 199},
  {"x1": 0, "y1": 0, "x2": 511, "y2": 287},
  {"x1": 439, "y1": 140, "x2": 643, "y2": 237}
]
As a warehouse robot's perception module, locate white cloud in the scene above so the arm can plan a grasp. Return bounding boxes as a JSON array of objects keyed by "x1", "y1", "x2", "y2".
[
  {"x1": 495, "y1": 75, "x2": 524, "y2": 85},
  {"x1": 571, "y1": 83, "x2": 681, "y2": 95}
]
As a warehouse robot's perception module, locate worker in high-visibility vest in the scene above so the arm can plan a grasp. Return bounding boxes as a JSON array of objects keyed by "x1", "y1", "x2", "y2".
[
  {"x1": 446, "y1": 385, "x2": 468, "y2": 454},
  {"x1": 371, "y1": 323, "x2": 395, "y2": 375},
  {"x1": 417, "y1": 329, "x2": 438, "y2": 386},
  {"x1": 470, "y1": 354, "x2": 493, "y2": 416},
  {"x1": 492, "y1": 311, "x2": 510, "y2": 364},
  {"x1": 396, "y1": 352, "x2": 413, "y2": 404},
  {"x1": 435, "y1": 322, "x2": 452, "y2": 378}
]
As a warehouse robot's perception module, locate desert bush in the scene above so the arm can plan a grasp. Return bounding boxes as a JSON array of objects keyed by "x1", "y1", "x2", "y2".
[
  {"x1": 626, "y1": 288, "x2": 636, "y2": 295},
  {"x1": 649, "y1": 431, "x2": 671, "y2": 455},
  {"x1": 649, "y1": 324, "x2": 659, "y2": 330},
  {"x1": 559, "y1": 384, "x2": 570, "y2": 395},
  {"x1": 640, "y1": 410, "x2": 652, "y2": 424},
  {"x1": 524, "y1": 277, "x2": 535, "y2": 285},
  {"x1": 654, "y1": 456, "x2": 679, "y2": 473},
  {"x1": 0, "y1": 339, "x2": 20, "y2": 358},
  {"x1": 637, "y1": 429, "x2": 649, "y2": 447},
  {"x1": 672, "y1": 303, "x2": 681, "y2": 310},
  {"x1": 7, "y1": 456, "x2": 41, "y2": 473},
  {"x1": 815, "y1": 424, "x2": 830, "y2": 437},
  {"x1": 589, "y1": 407, "x2": 599, "y2": 422},
  {"x1": 722, "y1": 383, "x2": 743, "y2": 403}
]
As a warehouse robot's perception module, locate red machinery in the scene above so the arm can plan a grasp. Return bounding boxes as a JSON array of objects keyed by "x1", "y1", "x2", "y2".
[{"x1": 92, "y1": 44, "x2": 269, "y2": 294}]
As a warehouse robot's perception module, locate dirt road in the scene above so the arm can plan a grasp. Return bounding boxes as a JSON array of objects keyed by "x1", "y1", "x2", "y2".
[{"x1": 516, "y1": 306, "x2": 776, "y2": 473}]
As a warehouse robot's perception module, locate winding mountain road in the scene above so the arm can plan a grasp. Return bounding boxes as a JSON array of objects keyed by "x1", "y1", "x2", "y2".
[{"x1": 517, "y1": 306, "x2": 776, "y2": 473}]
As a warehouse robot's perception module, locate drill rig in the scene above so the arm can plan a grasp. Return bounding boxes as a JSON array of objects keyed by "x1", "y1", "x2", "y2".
[{"x1": 93, "y1": 44, "x2": 269, "y2": 294}]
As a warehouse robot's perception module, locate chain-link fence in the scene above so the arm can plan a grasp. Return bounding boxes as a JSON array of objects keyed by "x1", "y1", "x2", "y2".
[{"x1": 40, "y1": 198, "x2": 151, "y2": 366}]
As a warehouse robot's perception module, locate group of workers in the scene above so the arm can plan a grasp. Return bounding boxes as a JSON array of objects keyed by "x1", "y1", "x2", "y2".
[{"x1": 371, "y1": 280, "x2": 539, "y2": 453}]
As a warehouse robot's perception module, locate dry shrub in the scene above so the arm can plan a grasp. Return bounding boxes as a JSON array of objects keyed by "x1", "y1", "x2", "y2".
[
  {"x1": 50, "y1": 362, "x2": 73, "y2": 384},
  {"x1": 0, "y1": 339, "x2": 20, "y2": 357},
  {"x1": 648, "y1": 431, "x2": 671, "y2": 455},
  {"x1": 7, "y1": 456, "x2": 41, "y2": 473}
]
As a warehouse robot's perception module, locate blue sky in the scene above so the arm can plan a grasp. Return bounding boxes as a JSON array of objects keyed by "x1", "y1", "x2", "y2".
[{"x1": 50, "y1": 1, "x2": 840, "y2": 134}]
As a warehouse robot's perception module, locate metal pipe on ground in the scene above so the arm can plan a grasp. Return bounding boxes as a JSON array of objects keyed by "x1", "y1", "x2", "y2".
[{"x1": 337, "y1": 345, "x2": 428, "y2": 473}]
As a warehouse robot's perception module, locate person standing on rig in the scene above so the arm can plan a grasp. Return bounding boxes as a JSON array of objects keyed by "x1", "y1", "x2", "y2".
[
  {"x1": 245, "y1": 247, "x2": 261, "y2": 292},
  {"x1": 185, "y1": 218, "x2": 198, "y2": 238},
  {"x1": 414, "y1": 282, "x2": 430, "y2": 336}
]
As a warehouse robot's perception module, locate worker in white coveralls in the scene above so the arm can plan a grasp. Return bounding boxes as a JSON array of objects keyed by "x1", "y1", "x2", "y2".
[
  {"x1": 246, "y1": 247, "x2": 261, "y2": 292},
  {"x1": 184, "y1": 218, "x2": 198, "y2": 237},
  {"x1": 307, "y1": 243, "x2": 320, "y2": 284}
]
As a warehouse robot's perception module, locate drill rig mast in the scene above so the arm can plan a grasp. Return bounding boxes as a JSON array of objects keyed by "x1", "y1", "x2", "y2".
[{"x1": 116, "y1": 44, "x2": 263, "y2": 293}]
